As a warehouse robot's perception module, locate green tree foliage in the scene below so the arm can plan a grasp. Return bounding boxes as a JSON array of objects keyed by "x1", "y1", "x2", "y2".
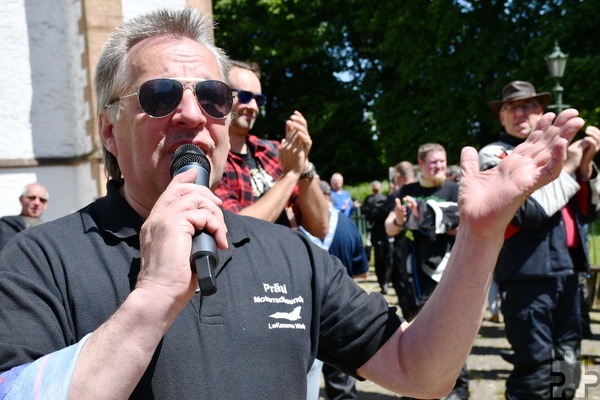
[
  {"x1": 213, "y1": 0, "x2": 380, "y2": 183},
  {"x1": 213, "y1": 0, "x2": 600, "y2": 183}
]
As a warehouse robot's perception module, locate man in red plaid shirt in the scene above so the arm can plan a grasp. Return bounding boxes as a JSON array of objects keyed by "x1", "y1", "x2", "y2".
[{"x1": 215, "y1": 61, "x2": 328, "y2": 237}]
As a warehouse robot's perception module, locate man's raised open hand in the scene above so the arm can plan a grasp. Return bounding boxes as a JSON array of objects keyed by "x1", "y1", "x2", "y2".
[{"x1": 458, "y1": 108, "x2": 585, "y2": 239}]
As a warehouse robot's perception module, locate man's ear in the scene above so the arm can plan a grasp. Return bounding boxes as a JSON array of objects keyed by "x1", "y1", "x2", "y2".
[{"x1": 99, "y1": 112, "x2": 118, "y2": 157}]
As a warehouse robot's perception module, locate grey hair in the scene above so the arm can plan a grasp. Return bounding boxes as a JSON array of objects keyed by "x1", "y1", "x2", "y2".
[
  {"x1": 95, "y1": 7, "x2": 231, "y2": 180},
  {"x1": 20, "y1": 183, "x2": 49, "y2": 200}
]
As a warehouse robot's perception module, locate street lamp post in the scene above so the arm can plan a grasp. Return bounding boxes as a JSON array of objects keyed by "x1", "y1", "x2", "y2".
[{"x1": 545, "y1": 41, "x2": 570, "y2": 113}]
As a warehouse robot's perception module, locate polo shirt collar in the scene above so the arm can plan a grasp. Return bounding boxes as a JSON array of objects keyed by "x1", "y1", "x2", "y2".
[
  {"x1": 90, "y1": 181, "x2": 250, "y2": 262},
  {"x1": 92, "y1": 180, "x2": 143, "y2": 239}
]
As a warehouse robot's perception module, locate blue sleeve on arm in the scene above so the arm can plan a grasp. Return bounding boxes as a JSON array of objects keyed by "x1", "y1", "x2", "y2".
[{"x1": 0, "y1": 334, "x2": 91, "y2": 400}]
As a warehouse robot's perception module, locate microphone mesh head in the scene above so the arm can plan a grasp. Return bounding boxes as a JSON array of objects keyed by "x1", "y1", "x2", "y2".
[{"x1": 170, "y1": 144, "x2": 211, "y2": 177}]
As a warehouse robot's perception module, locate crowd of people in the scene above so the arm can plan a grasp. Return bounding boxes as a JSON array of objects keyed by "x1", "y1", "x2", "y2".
[
  {"x1": 362, "y1": 80, "x2": 600, "y2": 400},
  {"x1": 321, "y1": 80, "x2": 600, "y2": 400},
  {"x1": 0, "y1": 7, "x2": 597, "y2": 400}
]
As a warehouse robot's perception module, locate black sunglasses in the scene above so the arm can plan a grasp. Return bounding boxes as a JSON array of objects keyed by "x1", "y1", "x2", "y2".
[
  {"x1": 114, "y1": 78, "x2": 233, "y2": 119},
  {"x1": 231, "y1": 89, "x2": 268, "y2": 107}
]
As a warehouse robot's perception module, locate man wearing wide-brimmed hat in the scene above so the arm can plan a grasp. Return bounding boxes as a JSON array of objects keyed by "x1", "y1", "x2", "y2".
[
  {"x1": 486, "y1": 80, "x2": 552, "y2": 143},
  {"x1": 479, "y1": 80, "x2": 600, "y2": 399}
]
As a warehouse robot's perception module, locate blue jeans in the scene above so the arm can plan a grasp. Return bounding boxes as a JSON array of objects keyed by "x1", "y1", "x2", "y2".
[
  {"x1": 306, "y1": 359, "x2": 323, "y2": 400},
  {"x1": 488, "y1": 280, "x2": 500, "y2": 316}
]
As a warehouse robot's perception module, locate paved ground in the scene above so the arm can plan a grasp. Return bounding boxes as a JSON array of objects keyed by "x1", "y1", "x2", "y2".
[{"x1": 318, "y1": 270, "x2": 600, "y2": 399}]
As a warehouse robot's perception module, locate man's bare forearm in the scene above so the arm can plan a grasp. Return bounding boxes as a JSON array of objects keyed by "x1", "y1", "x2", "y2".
[
  {"x1": 296, "y1": 177, "x2": 329, "y2": 237},
  {"x1": 237, "y1": 172, "x2": 299, "y2": 222}
]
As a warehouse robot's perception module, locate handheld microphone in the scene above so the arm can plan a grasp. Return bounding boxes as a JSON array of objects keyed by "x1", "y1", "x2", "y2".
[{"x1": 170, "y1": 144, "x2": 218, "y2": 296}]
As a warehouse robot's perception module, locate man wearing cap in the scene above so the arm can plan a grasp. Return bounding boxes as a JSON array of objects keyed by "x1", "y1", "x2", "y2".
[{"x1": 479, "y1": 80, "x2": 600, "y2": 399}]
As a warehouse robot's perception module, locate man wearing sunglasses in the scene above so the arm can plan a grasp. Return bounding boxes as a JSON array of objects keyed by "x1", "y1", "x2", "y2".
[
  {"x1": 479, "y1": 80, "x2": 600, "y2": 400},
  {"x1": 0, "y1": 182, "x2": 48, "y2": 250},
  {"x1": 214, "y1": 61, "x2": 329, "y2": 238},
  {"x1": 0, "y1": 9, "x2": 586, "y2": 400}
]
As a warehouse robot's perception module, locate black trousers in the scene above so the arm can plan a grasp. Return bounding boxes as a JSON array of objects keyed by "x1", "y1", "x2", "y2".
[
  {"x1": 372, "y1": 237, "x2": 392, "y2": 291},
  {"x1": 391, "y1": 237, "x2": 420, "y2": 320},
  {"x1": 501, "y1": 274, "x2": 582, "y2": 400}
]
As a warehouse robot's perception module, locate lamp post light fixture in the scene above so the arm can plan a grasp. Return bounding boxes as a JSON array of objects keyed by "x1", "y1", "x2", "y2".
[{"x1": 545, "y1": 41, "x2": 570, "y2": 113}]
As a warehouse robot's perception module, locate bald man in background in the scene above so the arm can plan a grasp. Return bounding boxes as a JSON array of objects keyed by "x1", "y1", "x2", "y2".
[{"x1": 0, "y1": 183, "x2": 48, "y2": 250}]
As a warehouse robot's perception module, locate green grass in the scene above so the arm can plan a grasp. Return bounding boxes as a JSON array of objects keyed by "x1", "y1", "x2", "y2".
[{"x1": 346, "y1": 181, "x2": 391, "y2": 204}]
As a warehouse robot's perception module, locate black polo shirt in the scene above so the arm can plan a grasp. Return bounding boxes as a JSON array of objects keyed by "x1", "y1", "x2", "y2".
[{"x1": 0, "y1": 181, "x2": 402, "y2": 399}]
